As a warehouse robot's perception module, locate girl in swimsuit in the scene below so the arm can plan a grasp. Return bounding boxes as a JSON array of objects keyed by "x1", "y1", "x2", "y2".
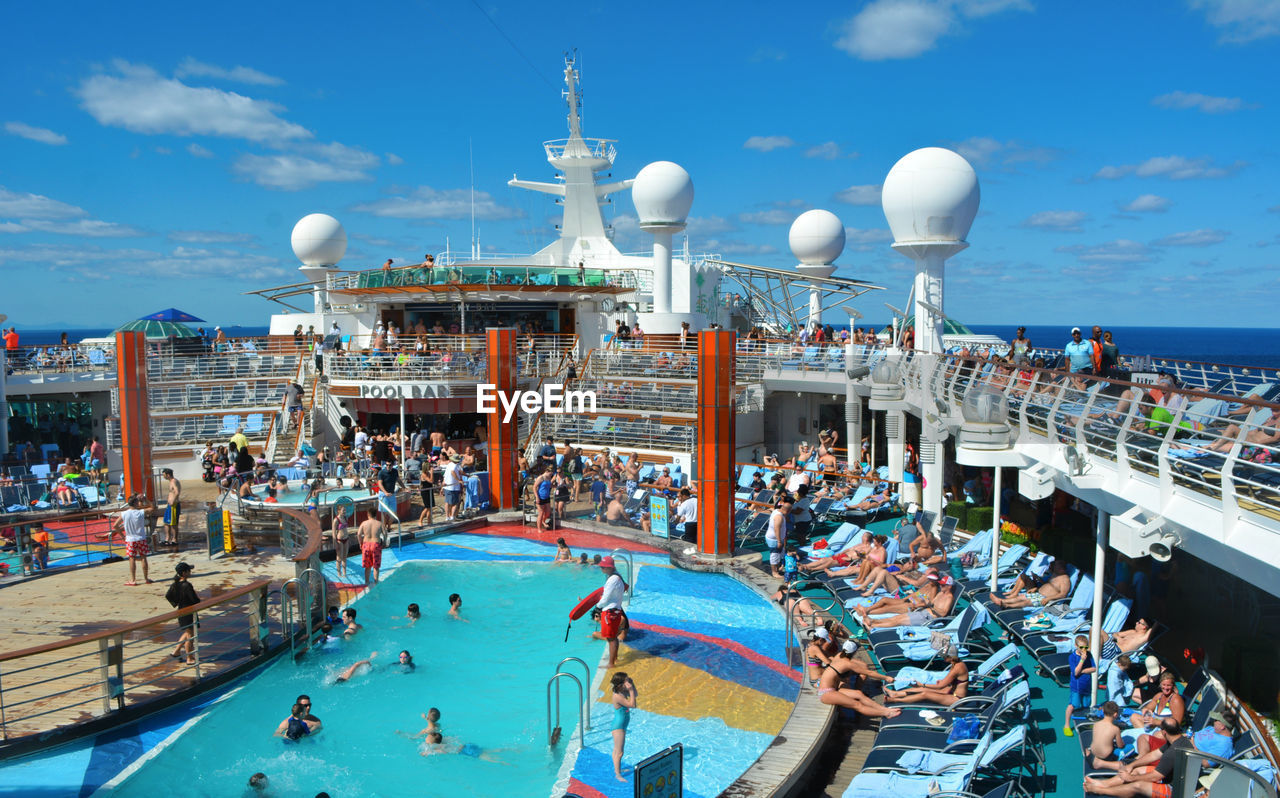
[
  {"x1": 805, "y1": 630, "x2": 833, "y2": 683},
  {"x1": 552, "y1": 537, "x2": 573, "y2": 564},
  {"x1": 816, "y1": 651, "x2": 901, "y2": 718},
  {"x1": 827, "y1": 535, "x2": 888, "y2": 583},
  {"x1": 883, "y1": 650, "x2": 969, "y2": 705},
  {"x1": 610, "y1": 672, "x2": 638, "y2": 782}
]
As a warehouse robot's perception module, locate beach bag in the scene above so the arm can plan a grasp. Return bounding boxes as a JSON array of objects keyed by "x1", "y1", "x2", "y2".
[
  {"x1": 947, "y1": 714, "x2": 981, "y2": 744},
  {"x1": 928, "y1": 631, "x2": 951, "y2": 653},
  {"x1": 960, "y1": 552, "x2": 977, "y2": 568}
]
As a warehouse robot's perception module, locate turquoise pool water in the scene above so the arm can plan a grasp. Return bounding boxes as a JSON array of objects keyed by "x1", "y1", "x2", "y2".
[
  {"x1": 112, "y1": 561, "x2": 604, "y2": 797},
  {"x1": 245, "y1": 484, "x2": 377, "y2": 508}
]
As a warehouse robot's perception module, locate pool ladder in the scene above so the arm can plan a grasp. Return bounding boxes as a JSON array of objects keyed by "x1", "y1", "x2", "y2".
[
  {"x1": 546, "y1": 657, "x2": 591, "y2": 747},
  {"x1": 608, "y1": 548, "x2": 636, "y2": 602},
  {"x1": 782, "y1": 577, "x2": 843, "y2": 674},
  {"x1": 280, "y1": 567, "x2": 327, "y2": 660}
]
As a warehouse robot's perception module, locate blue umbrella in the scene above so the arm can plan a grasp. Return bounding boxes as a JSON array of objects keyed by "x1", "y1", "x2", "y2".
[{"x1": 137, "y1": 308, "x2": 206, "y2": 323}]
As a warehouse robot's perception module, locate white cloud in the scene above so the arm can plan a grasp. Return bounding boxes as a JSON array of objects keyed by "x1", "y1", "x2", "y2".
[
  {"x1": 834, "y1": 0, "x2": 1031, "y2": 61},
  {"x1": 702, "y1": 239, "x2": 779, "y2": 256},
  {"x1": 1189, "y1": 0, "x2": 1280, "y2": 43},
  {"x1": 386, "y1": 153, "x2": 404, "y2": 165},
  {"x1": 844, "y1": 227, "x2": 895, "y2": 251},
  {"x1": 750, "y1": 47, "x2": 787, "y2": 62},
  {"x1": 154, "y1": 146, "x2": 172, "y2": 155},
  {"x1": 1023, "y1": 210, "x2": 1088, "y2": 232},
  {"x1": 835, "y1": 184, "x2": 883, "y2": 205},
  {"x1": 1152, "y1": 90, "x2": 1255, "y2": 113},
  {"x1": 1093, "y1": 155, "x2": 1244, "y2": 180},
  {"x1": 5, "y1": 121, "x2": 68, "y2": 145},
  {"x1": 174, "y1": 57, "x2": 285, "y2": 86},
  {"x1": 0, "y1": 242, "x2": 287, "y2": 280},
  {"x1": 168, "y1": 230, "x2": 255, "y2": 244},
  {"x1": 351, "y1": 185, "x2": 523, "y2": 220},
  {"x1": 1056, "y1": 239, "x2": 1154, "y2": 264},
  {"x1": 948, "y1": 136, "x2": 1061, "y2": 169},
  {"x1": 2, "y1": 219, "x2": 147, "y2": 237},
  {"x1": 76, "y1": 60, "x2": 310, "y2": 144},
  {"x1": 804, "y1": 141, "x2": 845, "y2": 160},
  {"x1": 0, "y1": 187, "x2": 90, "y2": 219},
  {"x1": 187, "y1": 143, "x2": 213, "y2": 158},
  {"x1": 743, "y1": 135, "x2": 795, "y2": 152},
  {"x1": 233, "y1": 142, "x2": 379, "y2": 190},
  {"x1": 1152, "y1": 229, "x2": 1229, "y2": 247},
  {"x1": 1121, "y1": 194, "x2": 1172, "y2": 213},
  {"x1": 686, "y1": 215, "x2": 737, "y2": 235}
]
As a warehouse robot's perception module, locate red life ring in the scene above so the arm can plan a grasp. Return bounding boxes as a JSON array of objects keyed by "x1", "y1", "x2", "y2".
[{"x1": 569, "y1": 587, "x2": 604, "y2": 620}]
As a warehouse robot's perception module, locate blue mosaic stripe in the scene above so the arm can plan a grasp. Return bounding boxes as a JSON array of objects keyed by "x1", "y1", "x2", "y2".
[
  {"x1": 622, "y1": 625, "x2": 798, "y2": 702},
  {"x1": 625, "y1": 612, "x2": 790, "y2": 668}
]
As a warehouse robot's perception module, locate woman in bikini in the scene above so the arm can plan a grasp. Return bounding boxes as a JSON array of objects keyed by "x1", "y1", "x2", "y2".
[
  {"x1": 817, "y1": 644, "x2": 901, "y2": 718},
  {"x1": 800, "y1": 531, "x2": 874, "y2": 573},
  {"x1": 883, "y1": 648, "x2": 969, "y2": 705},
  {"x1": 805, "y1": 629, "x2": 834, "y2": 683},
  {"x1": 826, "y1": 535, "x2": 888, "y2": 583}
]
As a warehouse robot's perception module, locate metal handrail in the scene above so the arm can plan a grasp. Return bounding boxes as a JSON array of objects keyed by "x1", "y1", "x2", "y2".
[
  {"x1": 545, "y1": 671, "x2": 585, "y2": 748},
  {"x1": 554, "y1": 657, "x2": 592, "y2": 732},
  {"x1": 781, "y1": 578, "x2": 844, "y2": 670},
  {"x1": 609, "y1": 548, "x2": 636, "y2": 602}
]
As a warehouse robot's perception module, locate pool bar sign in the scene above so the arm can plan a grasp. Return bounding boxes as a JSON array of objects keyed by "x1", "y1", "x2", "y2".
[
  {"x1": 475, "y1": 383, "x2": 597, "y2": 423},
  {"x1": 634, "y1": 742, "x2": 682, "y2": 798}
]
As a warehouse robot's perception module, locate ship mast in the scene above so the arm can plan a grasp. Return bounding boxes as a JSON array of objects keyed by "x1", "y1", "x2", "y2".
[{"x1": 508, "y1": 55, "x2": 634, "y2": 265}]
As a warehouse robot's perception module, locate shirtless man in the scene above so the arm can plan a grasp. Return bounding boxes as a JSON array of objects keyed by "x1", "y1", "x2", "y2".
[
  {"x1": 428, "y1": 428, "x2": 446, "y2": 458},
  {"x1": 859, "y1": 579, "x2": 957, "y2": 629},
  {"x1": 652, "y1": 467, "x2": 674, "y2": 493},
  {"x1": 358, "y1": 516, "x2": 385, "y2": 585},
  {"x1": 990, "y1": 560, "x2": 1071, "y2": 609},
  {"x1": 604, "y1": 495, "x2": 633, "y2": 527},
  {"x1": 855, "y1": 571, "x2": 942, "y2": 617},
  {"x1": 341, "y1": 607, "x2": 363, "y2": 636},
  {"x1": 161, "y1": 468, "x2": 182, "y2": 547}
]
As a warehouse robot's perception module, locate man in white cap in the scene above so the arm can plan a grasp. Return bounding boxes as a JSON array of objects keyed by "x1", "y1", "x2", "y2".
[
  {"x1": 595, "y1": 556, "x2": 627, "y2": 667},
  {"x1": 1065, "y1": 326, "x2": 1095, "y2": 374}
]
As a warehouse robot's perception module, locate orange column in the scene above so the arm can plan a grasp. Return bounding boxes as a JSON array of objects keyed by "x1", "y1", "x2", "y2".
[
  {"x1": 485, "y1": 327, "x2": 519, "y2": 510},
  {"x1": 114, "y1": 331, "x2": 154, "y2": 501},
  {"x1": 696, "y1": 329, "x2": 736, "y2": 556}
]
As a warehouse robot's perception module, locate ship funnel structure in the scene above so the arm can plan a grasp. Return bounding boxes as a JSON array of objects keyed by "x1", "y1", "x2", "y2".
[
  {"x1": 291, "y1": 213, "x2": 347, "y2": 314},
  {"x1": 789, "y1": 209, "x2": 845, "y2": 328},
  {"x1": 881, "y1": 147, "x2": 979, "y2": 354},
  {"x1": 632, "y1": 161, "x2": 693, "y2": 315}
]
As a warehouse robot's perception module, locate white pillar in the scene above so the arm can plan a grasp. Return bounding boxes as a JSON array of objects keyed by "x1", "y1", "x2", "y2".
[
  {"x1": 809, "y1": 287, "x2": 822, "y2": 329},
  {"x1": 887, "y1": 410, "x2": 905, "y2": 485},
  {"x1": 1091, "y1": 509, "x2": 1109, "y2": 698},
  {"x1": 990, "y1": 466, "x2": 1003, "y2": 593},
  {"x1": 845, "y1": 343, "x2": 861, "y2": 471},
  {"x1": 399, "y1": 395, "x2": 407, "y2": 474},
  {"x1": 652, "y1": 230, "x2": 673, "y2": 314},
  {"x1": 920, "y1": 433, "x2": 944, "y2": 520},
  {"x1": 912, "y1": 253, "x2": 945, "y2": 354}
]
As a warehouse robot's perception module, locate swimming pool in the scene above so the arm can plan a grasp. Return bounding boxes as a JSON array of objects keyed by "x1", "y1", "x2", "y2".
[
  {"x1": 110, "y1": 560, "x2": 604, "y2": 797},
  {"x1": 237, "y1": 480, "x2": 410, "y2": 521}
]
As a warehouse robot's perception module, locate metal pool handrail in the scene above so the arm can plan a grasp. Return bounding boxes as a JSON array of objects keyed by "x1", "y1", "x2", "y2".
[
  {"x1": 609, "y1": 548, "x2": 636, "y2": 601},
  {"x1": 546, "y1": 671, "x2": 586, "y2": 749},
  {"x1": 555, "y1": 657, "x2": 592, "y2": 732},
  {"x1": 781, "y1": 578, "x2": 844, "y2": 671},
  {"x1": 0, "y1": 578, "x2": 274, "y2": 742}
]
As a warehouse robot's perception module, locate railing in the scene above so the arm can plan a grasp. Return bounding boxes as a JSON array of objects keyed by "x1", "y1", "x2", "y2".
[
  {"x1": 2, "y1": 342, "x2": 116, "y2": 379},
  {"x1": 147, "y1": 348, "x2": 302, "y2": 383},
  {"x1": 148, "y1": 378, "x2": 287, "y2": 412},
  {"x1": 880, "y1": 351, "x2": 1280, "y2": 530},
  {"x1": 106, "y1": 411, "x2": 276, "y2": 450},
  {"x1": 542, "y1": 136, "x2": 617, "y2": 162},
  {"x1": 584, "y1": 341, "x2": 863, "y2": 385},
  {"x1": 0, "y1": 508, "x2": 140, "y2": 577},
  {"x1": 327, "y1": 264, "x2": 640, "y2": 292},
  {"x1": 0, "y1": 578, "x2": 277, "y2": 741},
  {"x1": 569, "y1": 379, "x2": 759, "y2": 416},
  {"x1": 537, "y1": 413, "x2": 695, "y2": 454},
  {"x1": 324, "y1": 351, "x2": 488, "y2": 382}
]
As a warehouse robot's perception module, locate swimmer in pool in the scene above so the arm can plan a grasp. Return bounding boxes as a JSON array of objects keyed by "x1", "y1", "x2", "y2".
[
  {"x1": 448, "y1": 593, "x2": 468, "y2": 622},
  {"x1": 399, "y1": 603, "x2": 421, "y2": 626},
  {"x1": 418, "y1": 732, "x2": 508, "y2": 764},
  {"x1": 552, "y1": 537, "x2": 573, "y2": 564},
  {"x1": 334, "y1": 650, "x2": 415, "y2": 683},
  {"x1": 398, "y1": 707, "x2": 442, "y2": 740},
  {"x1": 275, "y1": 702, "x2": 321, "y2": 740},
  {"x1": 342, "y1": 608, "x2": 362, "y2": 637}
]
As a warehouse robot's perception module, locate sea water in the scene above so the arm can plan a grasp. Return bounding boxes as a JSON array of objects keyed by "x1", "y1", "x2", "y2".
[{"x1": 113, "y1": 561, "x2": 605, "y2": 798}]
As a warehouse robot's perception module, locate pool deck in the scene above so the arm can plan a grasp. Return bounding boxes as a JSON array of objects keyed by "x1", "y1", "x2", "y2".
[{"x1": 0, "y1": 545, "x2": 297, "y2": 742}]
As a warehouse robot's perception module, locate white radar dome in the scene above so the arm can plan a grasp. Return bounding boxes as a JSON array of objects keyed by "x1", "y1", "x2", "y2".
[
  {"x1": 881, "y1": 148, "x2": 980, "y2": 244},
  {"x1": 789, "y1": 209, "x2": 846, "y2": 265},
  {"x1": 632, "y1": 161, "x2": 694, "y2": 228},
  {"x1": 291, "y1": 213, "x2": 347, "y2": 267}
]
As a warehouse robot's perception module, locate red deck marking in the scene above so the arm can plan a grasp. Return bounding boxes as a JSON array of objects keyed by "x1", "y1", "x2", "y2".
[
  {"x1": 566, "y1": 777, "x2": 609, "y2": 798},
  {"x1": 463, "y1": 523, "x2": 668, "y2": 555},
  {"x1": 629, "y1": 620, "x2": 802, "y2": 683}
]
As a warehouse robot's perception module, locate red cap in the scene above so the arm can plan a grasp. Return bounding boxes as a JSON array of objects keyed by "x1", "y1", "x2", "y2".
[{"x1": 600, "y1": 556, "x2": 616, "y2": 569}]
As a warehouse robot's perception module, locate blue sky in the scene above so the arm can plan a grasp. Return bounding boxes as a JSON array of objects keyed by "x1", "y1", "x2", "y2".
[{"x1": 1, "y1": 0, "x2": 1277, "y2": 329}]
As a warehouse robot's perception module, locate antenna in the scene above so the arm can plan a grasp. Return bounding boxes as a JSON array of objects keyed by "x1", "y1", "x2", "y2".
[
  {"x1": 843, "y1": 308, "x2": 863, "y2": 320},
  {"x1": 469, "y1": 138, "x2": 476, "y2": 260},
  {"x1": 883, "y1": 302, "x2": 905, "y2": 319},
  {"x1": 916, "y1": 299, "x2": 947, "y2": 320}
]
